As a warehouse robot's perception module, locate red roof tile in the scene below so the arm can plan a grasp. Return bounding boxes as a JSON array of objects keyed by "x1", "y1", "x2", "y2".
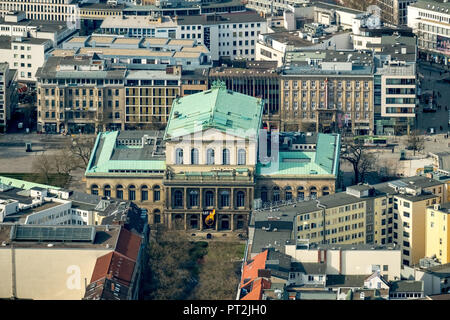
[
  {"x1": 90, "y1": 251, "x2": 136, "y2": 286},
  {"x1": 241, "y1": 278, "x2": 271, "y2": 301},
  {"x1": 240, "y1": 250, "x2": 268, "y2": 287},
  {"x1": 115, "y1": 227, "x2": 142, "y2": 262},
  {"x1": 90, "y1": 252, "x2": 114, "y2": 283}
]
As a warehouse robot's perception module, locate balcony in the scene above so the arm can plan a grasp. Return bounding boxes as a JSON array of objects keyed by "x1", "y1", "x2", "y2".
[{"x1": 164, "y1": 169, "x2": 254, "y2": 183}]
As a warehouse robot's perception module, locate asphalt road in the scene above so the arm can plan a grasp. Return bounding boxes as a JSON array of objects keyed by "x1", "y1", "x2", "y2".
[
  {"x1": 0, "y1": 133, "x2": 89, "y2": 192},
  {"x1": 417, "y1": 62, "x2": 450, "y2": 134}
]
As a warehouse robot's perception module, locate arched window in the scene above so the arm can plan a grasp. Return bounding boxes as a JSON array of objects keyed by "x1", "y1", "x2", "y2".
[
  {"x1": 174, "y1": 190, "x2": 183, "y2": 207},
  {"x1": 116, "y1": 185, "x2": 123, "y2": 199},
  {"x1": 191, "y1": 148, "x2": 199, "y2": 165},
  {"x1": 153, "y1": 185, "x2": 160, "y2": 202},
  {"x1": 322, "y1": 186, "x2": 330, "y2": 196},
  {"x1": 310, "y1": 186, "x2": 317, "y2": 199},
  {"x1": 91, "y1": 184, "x2": 98, "y2": 195},
  {"x1": 285, "y1": 186, "x2": 292, "y2": 201},
  {"x1": 222, "y1": 148, "x2": 230, "y2": 165},
  {"x1": 220, "y1": 190, "x2": 230, "y2": 207},
  {"x1": 189, "y1": 190, "x2": 199, "y2": 207},
  {"x1": 104, "y1": 185, "x2": 111, "y2": 197},
  {"x1": 141, "y1": 185, "x2": 148, "y2": 201},
  {"x1": 236, "y1": 191, "x2": 245, "y2": 207},
  {"x1": 205, "y1": 190, "x2": 214, "y2": 207},
  {"x1": 297, "y1": 186, "x2": 305, "y2": 200},
  {"x1": 175, "y1": 148, "x2": 183, "y2": 164},
  {"x1": 206, "y1": 148, "x2": 215, "y2": 165},
  {"x1": 237, "y1": 149, "x2": 246, "y2": 165},
  {"x1": 273, "y1": 186, "x2": 280, "y2": 202},
  {"x1": 128, "y1": 185, "x2": 136, "y2": 201}
]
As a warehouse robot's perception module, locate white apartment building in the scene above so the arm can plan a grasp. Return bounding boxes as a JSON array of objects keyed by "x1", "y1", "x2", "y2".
[
  {"x1": 99, "y1": 12, "x2": 268, "y2": 61},
  {"x1": 0, "y1": 185, "x2": 93, "y2": 226},
  {"x1": 408, "y1": 0, "x2": 450, "y2": 65},
  {"x1": 256, "y1": 29, "x2": 352, "y2": 67},
  {"x1": 285, "y1": 243, "x2": 402, "y2": 281},
  {"x1": 0, "y1": 35, "x2": 52, "y2": 84},
  {"x1": 0, "y1": 0, "x2": 79, "y2": 23},
  {"x1": 374, "y1": 35, "x2": 417, "y2": 135},
  {"x1": 0, "y1": 11, "x2": 78, "y2": 46}
]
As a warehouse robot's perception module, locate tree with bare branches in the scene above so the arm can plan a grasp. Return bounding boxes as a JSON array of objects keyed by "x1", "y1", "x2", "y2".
[
  {"x1": 32, "y1": 153, "x2": 53, "y2": 184},
  {"x1": 341, "y1": 139, "x2": 376, "y2": 184},
  {"x1": 66, "y1": 135, "x2": 96, "y2": 169},
  {"x1": 406, "y1": 130, "x2": 425, "y2": 156},
  {"x1": 143, "y1": 225, "x2": 201, "y2": 300}
]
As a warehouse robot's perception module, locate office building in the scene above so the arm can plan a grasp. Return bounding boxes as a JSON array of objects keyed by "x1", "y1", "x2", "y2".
[
  {"x1": 280, "y1": 50, "x2": 375, "y2": 135},
  {"x1": 62, "y1": 35, "x2": 212, "y2": 71},
  {"x1": 256, "y1": 27, "x2": 353, "y2": 67},
  {"x1": 0, "y1": 11, "x2": 77, "y2": 46},
  {"x1": 208, "y1": 61, "x2": 281, "y2": 130},
  {"x1": 36, "y1": 54, "x2": 126, "y2": 134},
  {"x1": 249, "y1": 176, "x2": 446, "y2": 267},
  {"x1": 373, "y1": 35, "x2": 417, "y2": 135},
  {"x1": 0, "y1": 0, "x2": 79, "y2": 23},
  {"x1": 99, "y1": 12, "x2": 267, "y2": 61},
  {"x1": 0, "y1": 35, "x2": 52, "y2": 84},
  {"x1": 408, "y1": 0, "x2": 450, "y2": 65}
]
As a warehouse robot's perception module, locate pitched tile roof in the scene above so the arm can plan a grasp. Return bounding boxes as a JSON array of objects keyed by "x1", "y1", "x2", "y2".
[
  {"x1": 241, "y1": 250, "x2": 268, "y2": 287},
  {"x1": 84, "y1": 278, "x2": 130, "y2": 300},
  {"x1": 90, "y1": 251, "x2": 136, "y2": 286},
  {"x1": 115, "y1": 227, "x2": 142, "y2": 262},
  {"x1": 241, "y1": 278, "x2": 271, "y2": 301}
]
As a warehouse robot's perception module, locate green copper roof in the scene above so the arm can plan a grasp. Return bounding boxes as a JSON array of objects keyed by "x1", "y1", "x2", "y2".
[
  {"x1": 0, "y1": 176, "x2": 60, "y2": 190},
  {"x1": 86, "y1": 131, "x2": 166, "y2": 175},
  {"x1": 315, "y1": 133, "x2": 340, "y2": 176},
  {"x1": 256, "y1": 133, "x2": 340, "y2": 177},
  {"x1": 164, "y1": 83, "x2": 264, "y2": 140}
]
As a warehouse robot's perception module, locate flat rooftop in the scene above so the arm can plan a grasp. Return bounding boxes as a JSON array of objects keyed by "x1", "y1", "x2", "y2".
[
  {"x1": 0, "y1": 17, "x2": 69, "y2": 33},
  {"x1": 176, "y1": 11, "x2": 266, "y2": 25},
  {"x1": 86, "y1": 131, "x2": 166, "y2": 175},
  {"x1": 0, "y1": 224, "x2": 121, "y2": 250},
  {"x1": 261, "y1": 30, "x2": 346, "y2": 48}
]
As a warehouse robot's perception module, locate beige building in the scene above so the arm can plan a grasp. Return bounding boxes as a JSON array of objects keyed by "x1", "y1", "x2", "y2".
[
  {"x1": 426, "y1": 203, "x2": 450, "y2": 265},
  {"x1": 36, "y1": 54, "x2": 126, "y2": 134},
  {"x1": 124, "y1": 68, "x2": 181, "y2": 130},
  {"x1": 280, "y1": 50, "x2": 375, "y2": 135},
  {"x1": 85, "y1": 87, "x2": 342, "y2": 232},
  {"x1": 0, "y1": 224, "x2": 144, "y2": 300},
  {"x1": 251, "y1": 176, "x2": 446, "y2": 267}
]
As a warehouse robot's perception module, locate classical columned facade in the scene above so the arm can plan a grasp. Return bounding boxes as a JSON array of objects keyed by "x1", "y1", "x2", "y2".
[{"x1": 163, "y1": 170, "x2": 254, "y2": 232}]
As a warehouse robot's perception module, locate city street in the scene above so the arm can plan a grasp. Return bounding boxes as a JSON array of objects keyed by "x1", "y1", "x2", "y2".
[
  {"x1": 0, "y1": 133, "x2": 90, "y2": 191},
  {"x1": 417, "y1": 62, "x2": 450, "y2": 134}
]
